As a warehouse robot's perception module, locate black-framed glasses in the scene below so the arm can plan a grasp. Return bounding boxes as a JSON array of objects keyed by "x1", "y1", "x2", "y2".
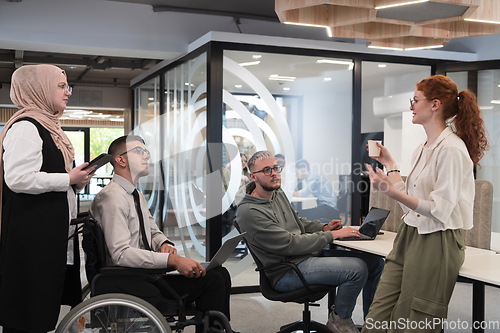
[
  {"x1": 120, "y1": 146, "x2": 150, "y2": 157},
  {"x1": 58, "y1": 84, "x2": 72, "y2": 94},
  {"x1": 252, "y1": 165, "x2": 283, "y2": 176},
  {"x1": 409, "y1": 97, "x2": 425, "y2": 107}
]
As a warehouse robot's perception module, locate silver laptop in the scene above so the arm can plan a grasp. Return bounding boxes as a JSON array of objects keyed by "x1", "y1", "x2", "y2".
[{"x1": 201, "y1": 232, "x2": 245, "y2": 271}]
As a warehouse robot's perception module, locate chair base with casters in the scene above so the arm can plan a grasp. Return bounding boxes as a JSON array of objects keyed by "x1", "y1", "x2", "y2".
[{"x1": 62, "y1": 212, "x2": 233, "y2": 333}]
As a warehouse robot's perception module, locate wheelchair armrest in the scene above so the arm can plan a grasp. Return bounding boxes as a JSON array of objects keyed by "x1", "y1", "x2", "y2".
[
  {"x1": 256, "y1": 261, "x2": 313, "y2": 294},
  {"x1": 99, "y1": 266, "x2": 175, "y2": 275}
]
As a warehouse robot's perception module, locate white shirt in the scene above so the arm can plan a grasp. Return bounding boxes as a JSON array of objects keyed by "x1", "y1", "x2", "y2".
[
  {"x1": 3, "y1": 120, "x2": 77, "y2": 263},
  {"x1": 90, "y1": 174, "x2": 173, "y2": 268}
]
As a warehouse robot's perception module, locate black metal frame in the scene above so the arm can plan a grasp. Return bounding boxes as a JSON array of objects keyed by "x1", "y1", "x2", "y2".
[{"x1": 131, "y1": 38, "x2": 495, "y2": 290}]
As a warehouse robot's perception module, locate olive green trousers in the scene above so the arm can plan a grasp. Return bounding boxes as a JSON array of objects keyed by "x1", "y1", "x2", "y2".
[{"x1": 362, "y1": 223, "x2": 465, "y2": 333}]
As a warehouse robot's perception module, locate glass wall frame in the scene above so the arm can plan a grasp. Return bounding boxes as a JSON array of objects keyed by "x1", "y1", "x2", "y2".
[{"x1": 131, "y1": 40, "x2": 445, "y2": 290}]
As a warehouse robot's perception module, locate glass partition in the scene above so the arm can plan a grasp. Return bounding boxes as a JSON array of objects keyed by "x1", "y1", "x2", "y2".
[
  {"x1": 161, "y1": 53, "x2": 208, "y2": 263},
  {"x1": 222, "y1": 50, "x2": 354, "y2": 285},
  {"x1": 361, "y1": 62, "x2": 431, "y2": 218},
  {"x1": 476, "y1": 69, "x2": 500, "y2": 250}
]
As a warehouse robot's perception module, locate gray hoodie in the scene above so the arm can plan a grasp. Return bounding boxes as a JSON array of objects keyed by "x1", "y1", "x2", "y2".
[{"x1": 235, "y1": 182, "x2": 334, "y2": 287}]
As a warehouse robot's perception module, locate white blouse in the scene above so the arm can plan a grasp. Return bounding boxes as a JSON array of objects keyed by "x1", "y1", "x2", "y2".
[{"x1": 396, "y1": 127, "x2": 474, "y2": 234}]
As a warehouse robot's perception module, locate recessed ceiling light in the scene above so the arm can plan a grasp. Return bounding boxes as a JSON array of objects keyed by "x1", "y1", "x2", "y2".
[
  {"x1": 252, "y1": 55, "x2": 262, "y2": 59},
  {"x1": 235, "y1": 84, "x2": 242, "y2": 88},
  {"x1": 283, "y1": 87, "x2": 290, "y2": 91},
  {"x1": 491, "y1": 100, "x2": 500, "y2": 104},
  {"x1": 378, "y1": 64, "x2": 387, "y2": 68},
  {"x1": 148, "y1": 97, "x2": 154, "y2": 101},
  {"x1": 324, "y1": 77, "x2": 332, "y2": 81},
  {"x1": 69, "y1": 66, "x2": 76, "y2": 69},
  {"x1": 239, "y1": 61, "x2": 260, "y2": 67}
]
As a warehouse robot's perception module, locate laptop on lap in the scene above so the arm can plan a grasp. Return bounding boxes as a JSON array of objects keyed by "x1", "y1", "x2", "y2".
[{"x1": 340, "y1": 207, "x2": 390, "y2": 241}]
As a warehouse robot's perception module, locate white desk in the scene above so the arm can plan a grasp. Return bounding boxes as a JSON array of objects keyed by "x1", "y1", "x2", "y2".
[
  {"x1": 290, "y1": 197, "x2": 317, "y2": 203},
  {"x1": 335, "y1": 227, "x2": 498, "y2": 333}
]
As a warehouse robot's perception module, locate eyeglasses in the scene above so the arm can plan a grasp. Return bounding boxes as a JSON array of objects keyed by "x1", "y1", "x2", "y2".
[
  {"x1": 409, "y1": 97, "x2": 425, "y2": 107},
  {"x1": 252, "y1": 165, "x2": 283, "y2": 176},
  {"x1": 58, "y1": 84, "x2": 72, "y2": 94},
  {"x1": 120, "y1": 146, "x2": 150, "y2": 157}
]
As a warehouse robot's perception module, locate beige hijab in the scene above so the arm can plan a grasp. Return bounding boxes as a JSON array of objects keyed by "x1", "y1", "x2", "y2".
[{"x1": 0, "y1": 64, "x2": 75, "y2": 233}]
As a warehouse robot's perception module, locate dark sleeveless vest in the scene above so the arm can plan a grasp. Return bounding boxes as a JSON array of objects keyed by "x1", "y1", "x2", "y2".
[{"x1": 0, "y1": 118, "x2": 73, "y2": 332}]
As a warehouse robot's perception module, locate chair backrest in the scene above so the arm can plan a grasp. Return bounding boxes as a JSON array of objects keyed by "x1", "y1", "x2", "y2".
[
  {"x1": 461, "y1": 179, "x2": 493, "y2": 250},
  {"x1": 82, "y1": 214, "x2": 108, "y2": 285},
  {"x1": 368, "y1": 176, "x2": 406, "y2": 232}
]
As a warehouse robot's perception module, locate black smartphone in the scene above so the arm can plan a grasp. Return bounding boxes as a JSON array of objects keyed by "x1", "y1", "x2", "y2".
[{"x1": 83, "y1": 153, "x2": 113, "y2": 170}]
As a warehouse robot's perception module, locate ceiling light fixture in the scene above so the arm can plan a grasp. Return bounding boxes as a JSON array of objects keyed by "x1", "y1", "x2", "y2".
[
  {"x1": 490, "y1": 100, "x2": 500, "y2": 104},
  {"x1": 375, "y1": 0, "x2": 428, "y2": 10},
  {"x1": 464, "y1": 18, "x2": 500, "y2": 25},
  {"x1": 269, "y1": 74, "x2": 296, "y2": 82},
  {"x1": 283, "y1": 87, "x2": 291, "y2": 91},
  {"x1": 284, "y1": 21, "x2": 332, "y2": 37},
  {"x1": 239, "y1": 61, "x2": 261, "y2": 67},
  {"x1": 316, "y1": 59, "x2": 353, "y2": 66},
  {"x1": 235, "y1": 84, "x2": 243, "y2": 88},
  {"x1": 367, "y1": 45, "x2": 404, "y2": 51},
  {"x1": 324, "y1": 77, "x2": 332, "y2": 81},
  {"x1": 404, "y1": 45, "x2": 444, "y2": 51},
  {"x1": 252, "y1": 55, "x2": 262, "y2": 59},
  {"x1": 378, "y1": 64, "x2": 387, "y2": 68}
]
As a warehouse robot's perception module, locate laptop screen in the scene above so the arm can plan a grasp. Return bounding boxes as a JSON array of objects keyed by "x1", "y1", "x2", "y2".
[{"x1": 359, "y1": 207, "x2": 390, "y2": 238}]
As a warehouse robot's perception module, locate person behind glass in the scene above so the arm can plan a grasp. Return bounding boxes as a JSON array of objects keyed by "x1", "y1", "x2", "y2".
[
  {"x1": 293, "y1": 159, "x2": 340, "y2": 221},
  {"x1": 0, "y1": 65, "x2": 95, "y2": 333},
  {"x1": 362, "y1": 75, "x2": 489, "y2": 333},
  {"x1": 223, "y1": 153, "x2": 250, "y2": 190},
  {"x1": 275, "y1": 153, "x2": 286, "y2": 169},
  {"x1": 90, "y1": 135, "x2": 233, "y2": 333},
  {"x1": 235, "y1": 151, "x2": 385, "y2": 333}
]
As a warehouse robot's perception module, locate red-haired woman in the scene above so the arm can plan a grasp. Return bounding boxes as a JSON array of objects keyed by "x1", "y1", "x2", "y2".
[{"x1": 363, "y1": 75, "x2": 489, "y2": 333}]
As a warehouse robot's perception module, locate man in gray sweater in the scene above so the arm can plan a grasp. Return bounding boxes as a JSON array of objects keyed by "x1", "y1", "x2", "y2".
[{"x1": 235, "y1": 151, "x2": 384, "y2": 333}]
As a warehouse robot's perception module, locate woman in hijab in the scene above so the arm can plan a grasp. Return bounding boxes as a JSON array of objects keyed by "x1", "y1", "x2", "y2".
[{"x1": 0, "y1": 65, "x2": 95, "y2": 333}]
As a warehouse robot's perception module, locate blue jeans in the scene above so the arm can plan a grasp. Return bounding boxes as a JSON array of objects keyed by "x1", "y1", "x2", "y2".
[{"x1": 275, "y1": 248, "x2": 384, "y2": 319}]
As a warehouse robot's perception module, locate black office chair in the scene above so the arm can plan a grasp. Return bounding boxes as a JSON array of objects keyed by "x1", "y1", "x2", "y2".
[
  {"x1": 71, "y1": 212, "x2": 232, "y2": 333},
  {"x1": 234, "y1": 221, "x2": 335, "y2": 333}
]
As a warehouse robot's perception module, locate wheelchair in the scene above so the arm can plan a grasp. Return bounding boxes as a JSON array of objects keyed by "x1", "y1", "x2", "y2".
[{"x1": 56, "y1": 213, "x2": 232, "y2": 333}]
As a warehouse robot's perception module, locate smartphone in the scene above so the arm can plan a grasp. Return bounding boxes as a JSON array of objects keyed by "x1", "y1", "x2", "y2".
[{"x1": 82, "y1": 153, "x2": 113, "y2": 170}]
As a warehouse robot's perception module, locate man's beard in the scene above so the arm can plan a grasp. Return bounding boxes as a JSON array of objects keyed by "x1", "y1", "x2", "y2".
[{"x1": 260, "y1": 178, "x2": 280, "y2": 192}]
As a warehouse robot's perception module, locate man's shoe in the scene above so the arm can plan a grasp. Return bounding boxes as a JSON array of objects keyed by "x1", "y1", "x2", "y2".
[{"x1": 326, "y1": 311, "x2": 360, "y2": 333}]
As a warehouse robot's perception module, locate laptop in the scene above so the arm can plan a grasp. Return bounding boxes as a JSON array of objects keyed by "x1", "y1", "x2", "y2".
[
  {"x1": 340, "y1": 207, "x2": 390, "y2": 241},
  {"x1": 166, "y1": 232, "x2": 246, "y2": 275},
  {"x1": 201, "y1": 232, "x2": 246, "y2": 271}
]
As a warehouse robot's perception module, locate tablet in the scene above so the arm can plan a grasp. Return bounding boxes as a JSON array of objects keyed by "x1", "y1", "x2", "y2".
[{"x1": 83, "y1": 153, "x2": 113, "y2": 170}]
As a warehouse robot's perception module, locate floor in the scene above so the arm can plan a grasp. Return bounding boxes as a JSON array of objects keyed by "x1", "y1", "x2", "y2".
[{"x1": 1, "y1": 281, "x2": 498, "y2": 333}]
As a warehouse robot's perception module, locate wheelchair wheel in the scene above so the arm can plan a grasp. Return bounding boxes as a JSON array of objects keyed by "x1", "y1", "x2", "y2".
[
  {"x1": 56, "y1": 293, "x2": 172, "y2": 333},
  {"x1": 81, "y1": 283, "x2": 91, "y2": 302}
]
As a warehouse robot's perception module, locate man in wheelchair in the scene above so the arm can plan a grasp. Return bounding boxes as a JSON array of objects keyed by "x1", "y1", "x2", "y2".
[{"x1": 90, "y1": 135, "x2": 233, "y2": 333}]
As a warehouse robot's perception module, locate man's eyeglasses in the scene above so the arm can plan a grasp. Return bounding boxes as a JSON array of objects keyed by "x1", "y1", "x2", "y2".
[
  {"x1": 252, "y1": 165, "x2": 283, "y2": 176},
  {"x1": 120, "y1": 146, "x2": 150, "y2": 157},
  {"x1": 409, "y1": 97, "x2": 425, "y2": 108},
  {"x1": 58, "y1": 84, "x2": 72, "y2": 94}
]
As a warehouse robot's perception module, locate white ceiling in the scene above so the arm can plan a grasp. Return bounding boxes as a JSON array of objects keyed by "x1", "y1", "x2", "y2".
[{"x1": 0, "y1": 0, "x2": 499, "y2": 89}]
